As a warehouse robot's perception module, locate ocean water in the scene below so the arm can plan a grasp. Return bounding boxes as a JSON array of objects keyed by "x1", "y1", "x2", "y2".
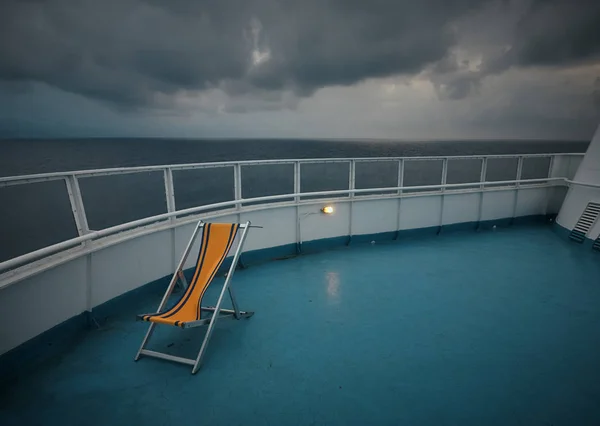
[{"x1": 0, "y1": 138, "x2": 589, "y2": 262}]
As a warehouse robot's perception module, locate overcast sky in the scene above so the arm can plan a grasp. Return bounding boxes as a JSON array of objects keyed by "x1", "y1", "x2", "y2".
[{"x1": 1, "y1": 0, "x2": 599, "y2": 140}]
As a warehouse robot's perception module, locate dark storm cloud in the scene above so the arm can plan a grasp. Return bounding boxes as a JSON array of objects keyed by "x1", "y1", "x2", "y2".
[
  {"x1": 460, "y1": 0, "x2": 600, "y2": 82},
  {"x1": 1, "y1": 0, "x2": 599, "y2": 108},
  {"x1": 0, "y1": 0, "x2": 485, "y2": 107},
  {"x1": 245, "y1": 0, "x2": 489, "y2": 94},
  {"x1": 0, "y1": 0, "x2": 253, "y2": 106},
  {"x1": 511, "y1": 0, "x2": 600, "y2": 67}
]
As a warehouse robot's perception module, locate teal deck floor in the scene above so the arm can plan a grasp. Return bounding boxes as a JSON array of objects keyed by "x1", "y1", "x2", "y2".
[{"x1": 2, "y1": 225, "x2": 600, "y2": 425}]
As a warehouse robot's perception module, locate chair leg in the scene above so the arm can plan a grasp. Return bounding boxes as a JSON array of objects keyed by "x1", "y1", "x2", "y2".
[
  {"x1": 228, "y1": 286, "x2": 241, "y2": 319},
  {"x1": 192, "y1": 314, "x2": 218, "y2": 374},
  {"x1": 135, "y1": 322, "x2": 157, "y2": 361}
]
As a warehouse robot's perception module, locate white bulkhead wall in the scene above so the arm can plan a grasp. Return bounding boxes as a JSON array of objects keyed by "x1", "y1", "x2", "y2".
[{"x1": 557, "y1": 124, "x2": 600, "y2": 239}]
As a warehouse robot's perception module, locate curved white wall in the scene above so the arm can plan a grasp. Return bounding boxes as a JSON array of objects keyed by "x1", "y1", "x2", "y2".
[
  {"x1": 0, "y1": 187, "x2": 557, "y2": 356},
  {"x1": 557, "y1": 124, "x2": 600, "y2": 239}
]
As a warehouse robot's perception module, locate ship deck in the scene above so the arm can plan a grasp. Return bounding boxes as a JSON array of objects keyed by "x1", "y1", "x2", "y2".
[{"x1": 3, "y1": 224, "x2": 600, "y2": 426}]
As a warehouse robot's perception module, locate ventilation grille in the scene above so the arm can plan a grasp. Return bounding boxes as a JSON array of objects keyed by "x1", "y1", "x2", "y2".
[
  {"x1": 593, "y1": 235, "x2": 600, "y2": 252},
  {"x1": 569, "y1": 202, "x2": 600, "y2": 243}
]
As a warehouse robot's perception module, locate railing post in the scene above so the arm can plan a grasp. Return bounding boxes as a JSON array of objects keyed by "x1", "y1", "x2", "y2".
[
  {"x1": 515, "y1": 156, "x2": 524, "y2": 187},
  {"x1": 438, "y1": 158, "x2": 448, "y2": 233},
  {"x1": 65, "y1": 175, "x2": 90, "y2": 236},
  {"x1": 477, "y1": 157, "x2": 488, "y2": 227},
  {"x1": 545, "y1": 155, "x2": 556, "y2": 217},
  {"x1": 441, "y1": 158, "x2": 448, "y2": 191},
  {"x1": 294, "y1": 162, "x2": 301, "y2": 253},
  {"x1": 233, "y1": 164, "x2": 242, "y2": 210},
  {"x1": 512, "y1": 156, "x2": 524, "y2": 222},
  {"x1": 349, "y1": 160, "x2": 356, "y2": 197},
  {"x1": 480, "y1": 157, "x2": 488, "y2": 189},
  {"x1": 163, "y1": 168, "x2": 178, "y2": 281},
  {"x1": 348, "y1": 160, "x2": 356, "y2": 244},
  {"x1": 395, "y1": 159, "x2": 404, "y2": 239},
  {"x1": 294, "y1": 162, "x2": 301, "y2": 202},
  {"x1": 547, "y1": 155, "x2": 555, "y2": 179},
  {"x1": 65, "y1": 175, "x2": 93, "y2": 314},
  {"x1": 163, "y1": 168, "x2": 176, "y2": 214},
  {"x1": 397, "y1": 159, "x2": 404, "y2": 196}
]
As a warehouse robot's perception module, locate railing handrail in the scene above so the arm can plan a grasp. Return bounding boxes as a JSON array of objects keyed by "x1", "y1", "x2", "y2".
[
  {"x1": 0, "y1": 176, "x2": 579, "y2": 274},
  {"x1": 0, "y1": 152, "x2": 584, "y2": 187}
]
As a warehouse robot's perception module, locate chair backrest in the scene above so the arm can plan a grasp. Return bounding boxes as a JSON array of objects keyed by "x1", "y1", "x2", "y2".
[{"x1": 167, "y1": 223, "x2": 240, "y2": 321}]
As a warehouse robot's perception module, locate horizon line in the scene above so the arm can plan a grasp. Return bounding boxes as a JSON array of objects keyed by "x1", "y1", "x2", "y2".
[{"x1": 0, "y1": 136, "x2": 591, "y2": 143}]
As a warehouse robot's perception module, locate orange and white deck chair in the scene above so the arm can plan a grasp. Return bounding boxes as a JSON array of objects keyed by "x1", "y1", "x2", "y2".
[{"x1": 135, "y1": 220, "x2": 253, "y2": 374}]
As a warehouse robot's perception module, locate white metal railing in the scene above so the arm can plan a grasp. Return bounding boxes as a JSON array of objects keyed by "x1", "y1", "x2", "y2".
[
  {"x1": 0, "y1": 153, "x2": 580, "y2": 187},
  {"x1": 0, "y1": 153, "x2": 586, "y2": 278}
]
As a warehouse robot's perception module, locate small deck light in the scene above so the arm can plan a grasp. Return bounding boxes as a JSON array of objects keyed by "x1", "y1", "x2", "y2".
[{"x1": 321, "y1": 205, "x2": 334, "y2": 214}]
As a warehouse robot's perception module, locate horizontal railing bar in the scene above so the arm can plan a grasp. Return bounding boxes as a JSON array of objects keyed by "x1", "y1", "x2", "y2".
[
  {"x1": 565, "y1": 179, "x2": 600, "y2": 189},
  {"x1": 0, "y1": 176, "x2": 569, "y2": 273},
  {"x1": 0, "y1": 153, "x2": 584, "y2": 186},
  {"x1": 0, "y1": 175, "x2": 69, "y2": 187}
]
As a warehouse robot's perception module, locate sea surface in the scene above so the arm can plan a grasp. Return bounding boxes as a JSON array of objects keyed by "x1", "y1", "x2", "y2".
[{"x1": 0, "y1": 138, "x2": 589, "y2": 262}]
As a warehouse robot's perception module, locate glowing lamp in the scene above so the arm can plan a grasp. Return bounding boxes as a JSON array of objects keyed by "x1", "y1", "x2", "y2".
[{"x1": 321, "y1": 205, "x2": 334, "y2": 215}]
